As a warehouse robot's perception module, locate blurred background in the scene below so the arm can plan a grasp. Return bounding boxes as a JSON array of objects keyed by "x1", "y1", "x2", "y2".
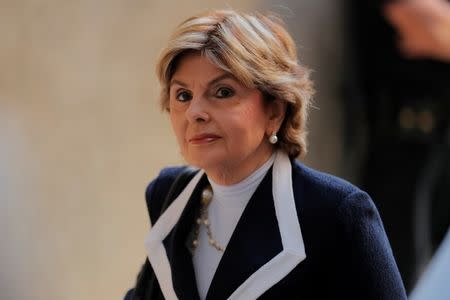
[{"x1": 0, "y1": 0, "x2": 448, "y2": 299}]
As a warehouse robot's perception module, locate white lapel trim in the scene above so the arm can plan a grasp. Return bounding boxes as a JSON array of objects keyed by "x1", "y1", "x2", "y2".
[
  {"x1": 228, "y1": 150, "x2": 306, "y2": 300},
  {"x1": 144, "y1": 169, "x2": 204, "y2": 300}
]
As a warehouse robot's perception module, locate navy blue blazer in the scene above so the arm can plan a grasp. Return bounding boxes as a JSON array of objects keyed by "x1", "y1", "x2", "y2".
[{"x1": 126, "y1": 159, "x2": 407, "y2": 300}]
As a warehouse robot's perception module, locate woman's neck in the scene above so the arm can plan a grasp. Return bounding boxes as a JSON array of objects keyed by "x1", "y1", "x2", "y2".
[
  {"x1": 208, "y1": 152, "x2": 276, "y2": 201},
  {"x1": 205, "y1": 148, "x2": 275, "y2": 185}
]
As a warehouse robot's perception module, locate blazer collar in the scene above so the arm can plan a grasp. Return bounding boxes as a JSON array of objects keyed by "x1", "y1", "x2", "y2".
[{"x1": 145, "y1": 151, "x2": 306, "y2": 300}]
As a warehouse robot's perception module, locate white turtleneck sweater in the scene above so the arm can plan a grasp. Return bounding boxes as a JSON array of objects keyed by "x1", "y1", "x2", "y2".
[{"x1": 192, "y1": 153, "x2": 276, "y2": 300}]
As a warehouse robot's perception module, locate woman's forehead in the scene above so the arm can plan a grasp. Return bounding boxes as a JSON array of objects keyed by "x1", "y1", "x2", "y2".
[{"x1": 170, "y1": 53, "x2": 241, "y2": 86}]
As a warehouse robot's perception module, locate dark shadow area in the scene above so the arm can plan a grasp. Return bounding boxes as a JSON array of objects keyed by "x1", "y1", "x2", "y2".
[{"x1": 343, "y1": 0, "x2": 450, "y2": 294}]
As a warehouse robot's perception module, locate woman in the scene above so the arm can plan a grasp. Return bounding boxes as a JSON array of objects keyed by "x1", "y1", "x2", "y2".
[{"x1": 125, "y1": 9, "x2": 407, "y2": 300}]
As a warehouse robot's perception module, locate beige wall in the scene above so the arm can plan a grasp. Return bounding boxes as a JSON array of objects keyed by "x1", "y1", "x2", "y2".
[
  {"x1": 0, "y1": 1, "x2": 347, "y2": 299},
  {"x1": 0, "y1": 1, "x2": 259, "y2": 299}
]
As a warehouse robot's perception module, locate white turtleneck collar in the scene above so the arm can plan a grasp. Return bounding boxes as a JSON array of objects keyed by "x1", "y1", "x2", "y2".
[{"x1": 207, "y1": 153, "x2": 276, "y2": 207}]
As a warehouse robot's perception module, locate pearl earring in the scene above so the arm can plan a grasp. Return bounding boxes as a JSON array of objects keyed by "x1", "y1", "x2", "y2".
[{"x1": 269, "y1": 132, "x2": 278, "y2": 144}]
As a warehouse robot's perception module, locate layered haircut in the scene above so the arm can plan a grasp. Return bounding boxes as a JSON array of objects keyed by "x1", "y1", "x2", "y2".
[{"x1": 156, "y1": 9, "x2": 314, "y2": 158}]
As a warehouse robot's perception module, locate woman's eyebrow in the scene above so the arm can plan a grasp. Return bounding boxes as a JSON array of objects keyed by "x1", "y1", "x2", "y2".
[
  {"x1": 169, "y1": 73, "x2": 236, "y2": 89},
  {"x1": 170, "y1": 79, "x2": 188, "y2": 88},
  {"x1": 207, "y1": 73, "x2": 236, "y2": 86}
]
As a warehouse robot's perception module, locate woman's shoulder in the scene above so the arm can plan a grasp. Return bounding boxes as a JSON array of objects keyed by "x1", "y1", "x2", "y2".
[
  {"x1": 291, "y1": 161, "x2": 384, "y2": 244},
  {"x1": 155, "y1": 165, "x2": 191, "y2": 181},
  {"x1": 145, "y1": 165, "x2": 197, "y2": 224},
  {"x1": 291, "y1": 160, "x2": 374, "y2": 214},
  {"x1": 145, "y1": 165, "x2": 187, "y2": 197},
  {"x1": 292, "y1": 160, "x2": 364, "y2": 196}
]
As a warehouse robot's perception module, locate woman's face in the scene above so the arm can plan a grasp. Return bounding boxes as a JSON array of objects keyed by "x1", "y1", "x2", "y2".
[{"x1": 169, "y1": 52, "x2": 278, "y2": 184}]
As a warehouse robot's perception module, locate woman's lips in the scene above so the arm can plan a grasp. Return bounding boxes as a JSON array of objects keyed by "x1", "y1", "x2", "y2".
[{"x1": 188, "y1": 134, "x2": 221, "y2": 144}]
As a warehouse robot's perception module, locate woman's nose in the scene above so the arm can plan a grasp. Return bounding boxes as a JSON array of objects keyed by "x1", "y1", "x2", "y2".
[{"x1": 185, "y1": 96, "x2": 210, "y2": 123}]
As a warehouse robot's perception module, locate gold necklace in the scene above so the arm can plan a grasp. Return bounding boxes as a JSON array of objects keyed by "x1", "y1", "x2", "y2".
[{"x1": 191, "y1": 185, "x2": 225, "y2": 252}]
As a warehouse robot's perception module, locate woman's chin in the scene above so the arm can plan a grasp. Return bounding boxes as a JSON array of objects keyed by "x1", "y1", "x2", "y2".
[{"x1": 184, "y1": 152, "x2": 227, "y2": 171}]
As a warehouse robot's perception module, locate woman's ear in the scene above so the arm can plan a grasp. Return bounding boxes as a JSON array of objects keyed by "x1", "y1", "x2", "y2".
[{"x1": 267, "y1": 99, "x2": 287, "y2": 134}]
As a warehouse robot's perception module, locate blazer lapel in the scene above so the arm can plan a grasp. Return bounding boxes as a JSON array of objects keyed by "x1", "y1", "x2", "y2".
[
  {"x1": 205, "y1": 170, "x2": 283, "y2": 299},
  {"x1": 165, "y1": 175, "x2": 210, "y2": 300},
  {"x1": 207, "y1": 150, "x2": 307, "y2": 300},
  {"x1": 145, "y1": 170, "x2": 205, "y2": 300}
]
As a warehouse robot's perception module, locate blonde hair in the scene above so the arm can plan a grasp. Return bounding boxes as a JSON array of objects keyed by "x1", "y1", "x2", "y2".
[{"x1": 156, "y1": 9, "x2": 314, "y2": 158}]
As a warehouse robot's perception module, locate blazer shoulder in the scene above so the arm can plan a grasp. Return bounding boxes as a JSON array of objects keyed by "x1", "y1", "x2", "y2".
[
  {"x1": 144, "y1": 165, "x2": 190, "y2": 225},
  {"x1": 290, "y1": 161, "x2": 406, "y2": 298},
  {"x1": 292, "y1": 160, "x2": 364, "y2": 202},
  {"x1": 290, "y1": 160, "x2": 378, "y2": 223}
]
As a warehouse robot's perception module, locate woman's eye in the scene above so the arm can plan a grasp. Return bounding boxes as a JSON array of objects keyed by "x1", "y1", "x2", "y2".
[
  {"x1": 176, "y1": 91, "x2": 192, "y2": 102},
  {"x1": 215, "y1": 87, "x2": 235, "y2": 99}
]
